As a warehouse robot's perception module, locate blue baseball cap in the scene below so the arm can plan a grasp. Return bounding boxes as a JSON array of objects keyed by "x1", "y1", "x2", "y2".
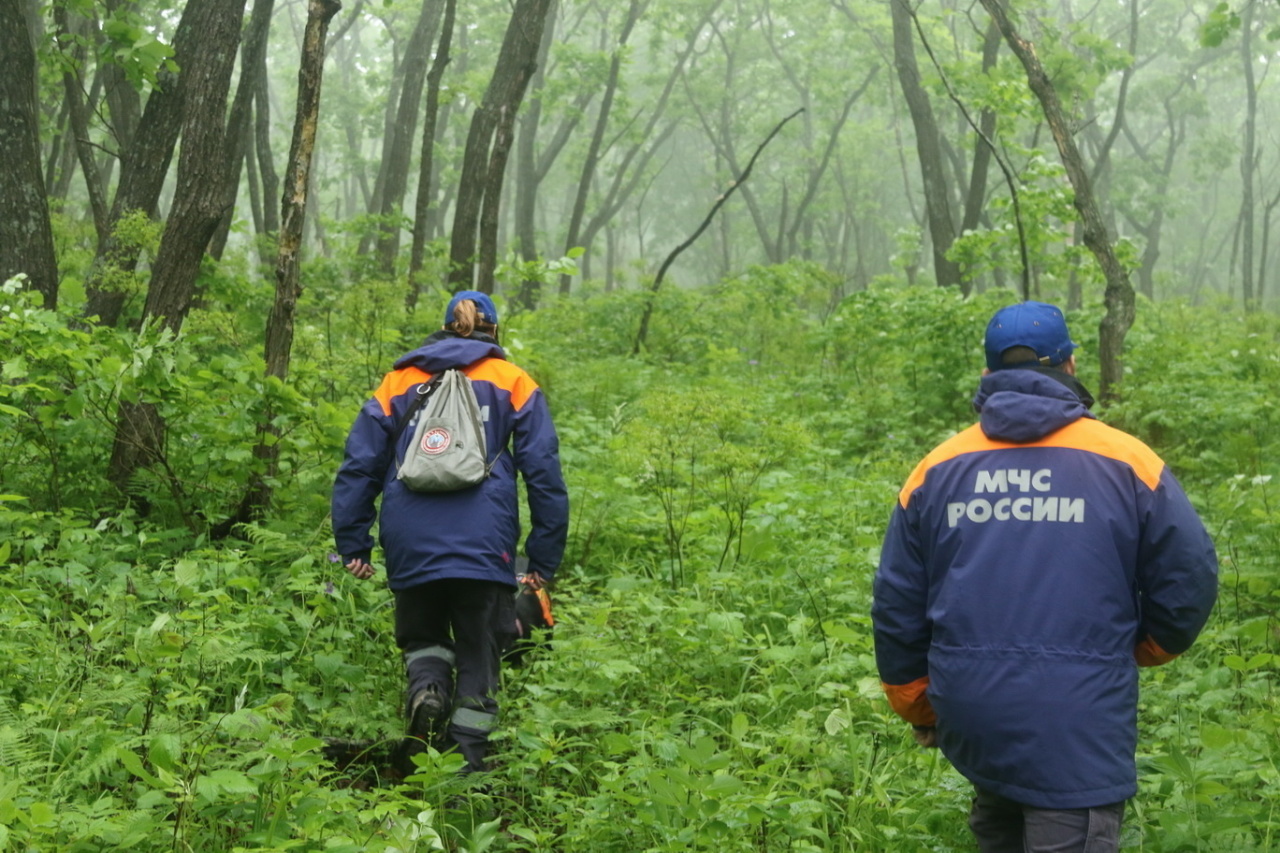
[
  {"x1": 445, "y1": 290, "x2": 499, "y2": 326},
  {"x1": 984, "y1": 301, "x2": 1077, "y2": 371}
]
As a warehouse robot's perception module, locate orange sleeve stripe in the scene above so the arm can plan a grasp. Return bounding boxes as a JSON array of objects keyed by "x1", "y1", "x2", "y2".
[
  {"x1": 898, "y1": 425, "x2": 986, "y2": 507},
  {"x1": 1135, "y1": 635, "x2": 1179, "y2": 667},
  {"x1": 465, "y1": 358, "x2": 539, "y2": 411},
  {"x1": 374, "y1": 366, "x2": 431, "y2": 416},
  {"x1": 881, "y1": 676, "x2": 937, "y2": 726},
  {"x1": 370, "y1": 359, "x2": 540, "y2": 416},
  {"x1": 898, "y1": 418, "x2": 1165, "y2": 508}
]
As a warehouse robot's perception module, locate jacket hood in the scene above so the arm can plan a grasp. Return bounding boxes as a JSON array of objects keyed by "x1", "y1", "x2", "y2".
[
  {"x1": 393, "y1": 330, "x2": 506, "y2": 373},
  {"x1": 972, "y1": 367, "x2": 1095, "y2": 443}
]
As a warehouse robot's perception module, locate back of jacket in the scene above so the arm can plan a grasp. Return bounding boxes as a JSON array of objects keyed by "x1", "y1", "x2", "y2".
[
  {"x1": 331, "y1": 333, "x2": 569, "y2": 590},
  {"x1": 873, "y1": 369, "x2": 1217, "y2": 808}
]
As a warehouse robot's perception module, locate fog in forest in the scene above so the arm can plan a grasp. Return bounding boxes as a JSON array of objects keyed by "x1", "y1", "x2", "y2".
[{"x1": 7, "y1": 0, "x2": 1279, "y2": 316}]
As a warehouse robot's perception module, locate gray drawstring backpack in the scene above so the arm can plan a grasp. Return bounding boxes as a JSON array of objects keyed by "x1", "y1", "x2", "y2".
[{"x1": 395, "y1": 369, "x2": 492, "y2": 492}]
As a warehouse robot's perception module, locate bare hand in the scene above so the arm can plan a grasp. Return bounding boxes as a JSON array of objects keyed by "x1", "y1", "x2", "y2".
[
  {"x1": 346, "y1": 558, "x2": 375, "y2": 580},
  {"x1": 522, "y1": 571, "x2": 547, "y2": 590},
  {"x1": 912, "y1": 726, "x2": 938, "y2": 748}
]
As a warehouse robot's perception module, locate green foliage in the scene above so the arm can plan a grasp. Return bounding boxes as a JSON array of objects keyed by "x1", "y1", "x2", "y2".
[
  {"x1": 1199, "y1": 3, "x2": 1242, "y2": 48},
  {"x1": 98, "y1": 4, "x2": 177, "y2": 89},
  {"x1": 2, "y1": 265, "x2": 1279, "y2": 849}
]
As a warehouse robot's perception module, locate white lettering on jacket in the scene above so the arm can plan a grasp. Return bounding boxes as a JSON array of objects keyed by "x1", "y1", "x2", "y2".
[{"x1": 946, "y1": 468, "x2": 1084, "y2": 528}]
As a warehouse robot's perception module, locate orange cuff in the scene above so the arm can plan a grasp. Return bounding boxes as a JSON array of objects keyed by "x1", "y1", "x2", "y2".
[
  {"x1": 881, "y1": 676, "x2": 937, "y2": 726},
  {"x1": 1134, "y1": 635, "x2": 1179, "y2": 667}
]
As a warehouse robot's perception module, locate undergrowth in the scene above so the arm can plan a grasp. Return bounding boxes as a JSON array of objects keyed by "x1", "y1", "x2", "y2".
[{"x1": 0, "y1": 269, "x2": 1276, "y2": 850}]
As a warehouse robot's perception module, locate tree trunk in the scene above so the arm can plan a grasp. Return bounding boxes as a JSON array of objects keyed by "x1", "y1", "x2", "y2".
[
  {"x1": 108, "y1": 0, "x2": 247, "y2": 494},
  {"x1": 1259, "y1": 185, "x2": 1280, "y2": 308},
  {"x1": 890, "y1": 0, "x2": 961, "y2": 290},
  {"x1": 357, "y1": 29, "x2": 404, "y2": 255},
  {"x1": 565, "y1": 3, "x2": 720, "y2": 295},
  {"x1": 978, "y1": 0, "x2": 1134, "y2": 402},
  {"x1": 1237, "y1": 0, "x2": 1257, "y2": 310},
  {"x1": 44, "y1": 97, "x2": 73, "y2": 200},
  {"x1": 84, "y1": 0, "x2": 222, "y2": 326},
  {"x1": 0, "y1": 0, "x2": 59, "y2": 309},
  {"x1": 512, "y1": 0, "x2": 572, "y2": 309},
  {"x1": 558, "y1": 0, "x2": 645, "y2": 294},
  {"x1": 407, "y1": 0, "x2": 456, "y2": 312},
  {"x1": 785, "y1": 72, "x2": 875, "y2": 258},
  {"x1": 633, "y1": 109, "x2": 802, "y2": 355},
  {"x1": 447, "y1": 0, "x2": 554, "y2": 291},
  {"x1": 255, "y1": 63, "x2": 281, "y2": 240},
  {"x1": 53, "y1": 6, "x2": 112, "y2": 248},
  {"x1": 959, "y1": 20, "x2": 1000, "y2": 255},
  {"x1": 209, "y1": 0, "x2": 278, "y2": 260},
  {"x1": 221, "y1": 0, "x2": 343, "y2": 530},
  {"x1": 100, "y1": 0, "x2": 142, "y2": 156},
  {"x1": 375, "y1": 0, "x2": 444, "y2": 275},
  {"x1": 475, "y1": 72, "x2": 532, "y2": 294}
]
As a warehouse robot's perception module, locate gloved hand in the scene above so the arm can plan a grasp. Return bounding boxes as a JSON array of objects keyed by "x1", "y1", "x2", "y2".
[{"x1": 912, "y1": 725, "x2": 938, "y2": 748}]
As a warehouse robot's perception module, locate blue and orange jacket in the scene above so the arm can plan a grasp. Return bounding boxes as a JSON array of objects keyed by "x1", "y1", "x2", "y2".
[
  {"x1": 872, "y1": 368, "x2": 1217, "y2": 808},
  {"x1": 331, "y1": 332, "x2": 569, "y2": 590}
]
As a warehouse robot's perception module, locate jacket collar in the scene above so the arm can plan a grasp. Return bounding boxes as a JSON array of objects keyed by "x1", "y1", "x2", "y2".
[
  {"x1": 392, "y1": 331, "x2": 506, "y2": 373},
  {"x1": 972, "y1": 367, "x2": 1096, "y2": 444}
]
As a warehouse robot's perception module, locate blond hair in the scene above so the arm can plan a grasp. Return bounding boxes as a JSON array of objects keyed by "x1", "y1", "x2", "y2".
[{"x1": 446, "y1": 299, "x2": 497, "y2": 338}]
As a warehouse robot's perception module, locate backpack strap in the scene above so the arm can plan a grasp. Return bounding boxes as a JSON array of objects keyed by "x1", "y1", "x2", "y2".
[{"x1": 390, "y1": 371, "x2": 445, "y2": 447}]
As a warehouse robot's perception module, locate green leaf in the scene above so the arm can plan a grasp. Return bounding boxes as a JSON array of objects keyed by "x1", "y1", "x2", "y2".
[
  {"x1": 27, "y1": 802, "x2": 54, "y2": 826},
  {"x1": 118, "y1": 750, "x2": 161, "y2": 787},
  {"x1": 824, "y1": 706, "x2": 851, "y2": 736},
  {"x1": 201, "y1": 768, "x2": 258, "y2": 797},
  {"x1": 821, "y1": 621, "x2": 863, "y2": 644},
  {"x1": 704, "y1": 774, "x2": 743, "y2": 797},
  {"x1": 173, "y1": 559, "x2": 200, "y2": 587}
]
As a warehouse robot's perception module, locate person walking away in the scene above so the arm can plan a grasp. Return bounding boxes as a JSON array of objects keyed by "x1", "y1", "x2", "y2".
[
  {"x1": 332, "y1": 290, "x2": 569, "y2": 774},
  {"x1": 872, "y1": 301, "x2": 1217, "y2": 852}
]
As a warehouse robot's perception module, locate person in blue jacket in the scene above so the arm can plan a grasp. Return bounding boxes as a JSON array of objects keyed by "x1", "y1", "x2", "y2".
[
  {"x1": 332, "y1": 290, "x2": 568, "y2": 773},
  {"x1": 872, "y1": 301, "x2": 1217, "y2": 852}
]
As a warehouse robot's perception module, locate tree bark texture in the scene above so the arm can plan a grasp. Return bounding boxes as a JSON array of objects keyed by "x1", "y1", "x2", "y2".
[
  {"x1": 475, "y1": 71, "x2": 531, "y2": 294},
  {"x1": 44, "y1": 96, "x2": 75, "y2": 201},
  {"x1": 222, "y1": 0, "x2": 342, "y2": 529},
  {"x1": 448, "y1": 0, "x2": 553, "y2": 291},
  {"x1": 100, "y1": 0, "x2": 142, "y2": 157},
  {"x1": 375, "y1": 0, "x2": 444, "y2": 274},
  {"x1": 407, "y1": 0, "x2": 456, "y2": 311},
  {"x1": 960, "y1": 19, "x2": 1000, "y2": 240},
  {"x1": 890, "y1": 0, "x2": 961, "y2": 290},
  {"x1": 255, "y1": 63, "x2": 281, "y2": 239},
  {"x1": 511, "y1": 0, "x2": 564, "y2": 309},
  {"x1": 0, "y1": 0, "x2": 60, "y2": 309},
  {"x1": 109, "y1": 0, "x2": 248, "y2": 492},
  {"x1": 979, "y1": 0, "x2": 1134, "y2": 402},
  {"x1": 53, "y1": 6, "x2": 111, "y2": 248},
  {"x1": 209, "y1": 0, "x2": 278, "y2": 260},
  {"x1": 84, "y1": 0, "x2": 224, "y2": 326}
]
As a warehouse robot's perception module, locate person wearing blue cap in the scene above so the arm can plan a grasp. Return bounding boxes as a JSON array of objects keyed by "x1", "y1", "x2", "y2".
[
  {"x1": 332, "y1": 290, "x2": 568, "y2": 774},
  {"x1": 872, "y1": 301, "x2": 1218, "y2": 851}
]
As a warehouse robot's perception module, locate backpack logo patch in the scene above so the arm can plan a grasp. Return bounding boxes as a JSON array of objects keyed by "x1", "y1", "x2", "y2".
[
  {"x1": 395, "y1": 368, "x2": 493, "y2": 492},
  {"x1": 420, "y1": 427, "x2": 451, "y2": 455}
]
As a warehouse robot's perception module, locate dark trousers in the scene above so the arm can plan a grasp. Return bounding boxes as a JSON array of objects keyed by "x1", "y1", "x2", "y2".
[
  {"x1": 969, "y1": 788, "x2": 1124, "y2": 853},
  {"x1": 393, "y1": 579, "x2": 515, "y2": 772}
]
